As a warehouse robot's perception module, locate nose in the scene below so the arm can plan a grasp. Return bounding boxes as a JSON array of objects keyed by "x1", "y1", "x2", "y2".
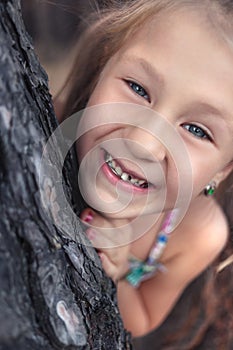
[{"x1": 124, "y1": 124, "x2": 167, "y2": 163}]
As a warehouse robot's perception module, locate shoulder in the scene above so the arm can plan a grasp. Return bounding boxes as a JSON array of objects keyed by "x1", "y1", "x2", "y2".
[
  {"x1": 171, "y1": 197, "x2": 229, "y2": 283},
  {"x1": 185, "y1": 197, "x2": 228, "y2": 255}
]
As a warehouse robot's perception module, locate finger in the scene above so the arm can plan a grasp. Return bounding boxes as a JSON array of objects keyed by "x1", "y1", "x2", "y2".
[
  {"x1": 80, "y1": 208, "x2": 133, "y2": 248},
  {"x1": 80, "y1": 208, "x2": 94, "y2": 224},
  {"x1": 98, "y1": 252, "x2": 119, "y2": 282},
  {"x1": 80, "y1": 208, "x2": 112, "y2": 247},
  {"x1": 80, "y1": 208, "x2": 110, "y2": 229},
  {"x1": 80, "y1": 208, "x2": 121, "y2": 248},
  {"x1": 85, "y1": 226, "x2": 118, "y2": 251}
]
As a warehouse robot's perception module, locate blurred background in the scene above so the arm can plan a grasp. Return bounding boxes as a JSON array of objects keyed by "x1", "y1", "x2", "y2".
[{"x1": 21, "y1": 0, "x2": 97, "y2": 118}]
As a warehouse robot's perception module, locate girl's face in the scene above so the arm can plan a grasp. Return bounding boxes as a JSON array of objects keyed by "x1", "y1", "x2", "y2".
[{"x1": 76, "y1": 9, "x2": 233, "y2": 220}]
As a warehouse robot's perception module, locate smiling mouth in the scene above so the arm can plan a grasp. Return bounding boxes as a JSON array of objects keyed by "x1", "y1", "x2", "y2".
[{"x1": 104, "y1": 151, "x2": 149, "y2": 189}]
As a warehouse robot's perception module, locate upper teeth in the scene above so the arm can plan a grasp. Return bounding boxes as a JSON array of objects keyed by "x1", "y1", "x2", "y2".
[{"x1": 105, "y1": 152, "x2": 148, "y2": 188}]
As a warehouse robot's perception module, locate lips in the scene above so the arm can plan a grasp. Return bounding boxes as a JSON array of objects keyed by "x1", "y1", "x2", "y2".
[{"x1": 104, "y1": 150, "x2": 150, "y2": 189}]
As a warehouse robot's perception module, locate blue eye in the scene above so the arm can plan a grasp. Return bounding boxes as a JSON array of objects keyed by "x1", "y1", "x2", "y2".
[
  {"x1": 127, "y1": 81, "x2": 150, "y2": 101},
  {"x1": 183, "y1": 124, "x2": 211, "y2": 141}
]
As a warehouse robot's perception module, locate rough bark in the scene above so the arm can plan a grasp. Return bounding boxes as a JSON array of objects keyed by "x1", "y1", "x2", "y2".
[{"x1": 0, "y1": 1, "x2": 132, "y2": 349}]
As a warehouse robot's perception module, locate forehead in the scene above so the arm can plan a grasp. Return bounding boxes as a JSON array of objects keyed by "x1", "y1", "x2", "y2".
[{"x1": 118, "y1": 8, "x2": 233, "y2": 76}]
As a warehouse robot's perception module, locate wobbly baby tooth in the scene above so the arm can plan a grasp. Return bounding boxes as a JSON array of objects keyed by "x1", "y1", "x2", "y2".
[
  {"x1": 130, "y1": 178, "x2": 137, "y2": 184},
  {"x1": 121, "y1": 172, "x2": 129, "y2": 181},
  {"x1": 115, "y1": 166, "x2": 122, "y2": 175}
]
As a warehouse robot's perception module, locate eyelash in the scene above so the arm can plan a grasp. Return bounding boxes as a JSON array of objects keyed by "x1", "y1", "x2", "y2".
[
  {"x1": 182, "y1": 124, "x2": 212, "y2": 141},
  {"x1": 125, "y1": 80, "x2": 212, "y2": 142},
  {"x1": 126, "y1": 80, "x2": 150, "y2": 102}
]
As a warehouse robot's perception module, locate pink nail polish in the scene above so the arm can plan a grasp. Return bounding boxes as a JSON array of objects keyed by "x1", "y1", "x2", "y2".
[{"x1": 84, "y1": 212, "x2": 93, "y2": 223}]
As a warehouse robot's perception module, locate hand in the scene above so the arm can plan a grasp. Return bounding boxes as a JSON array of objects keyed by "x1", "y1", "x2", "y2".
[{"x1": 80, "y1": 208, "x2": 132, "y2": 282}]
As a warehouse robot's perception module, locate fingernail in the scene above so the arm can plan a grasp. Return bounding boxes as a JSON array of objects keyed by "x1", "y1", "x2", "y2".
[
  {"x1": 83, "y1": 211, "x2": 93, "y2": 223},
  {"x1": 86, "y1": 228, "x2": 96, "y2": 241},
  {"x1": 98, "y1": 252, "x2": 104, "y2": 262}
]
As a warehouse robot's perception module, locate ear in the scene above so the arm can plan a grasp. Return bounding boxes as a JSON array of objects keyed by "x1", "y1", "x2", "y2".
[{"x1": 212, "y1": 161, "x2": 233, "y2": 186}]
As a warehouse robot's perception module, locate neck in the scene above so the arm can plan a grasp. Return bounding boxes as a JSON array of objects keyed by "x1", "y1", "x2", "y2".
[{"x1": 129, "y1": 211, "x2": 168, "y2": 243}]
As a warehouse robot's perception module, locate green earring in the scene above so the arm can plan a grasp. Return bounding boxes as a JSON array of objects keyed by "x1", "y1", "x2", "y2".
[{"x1": 204, "y1": 181, "x2": 216, "y2": 196}]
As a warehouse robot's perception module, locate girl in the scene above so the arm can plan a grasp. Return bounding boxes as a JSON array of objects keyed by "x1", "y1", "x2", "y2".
[{"x1": 63, "y1": 0, "x2": 233, "y2": 340}]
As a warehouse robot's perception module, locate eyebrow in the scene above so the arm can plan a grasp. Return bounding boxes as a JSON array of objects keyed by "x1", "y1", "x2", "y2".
[
  {"x1": 190, "y1": 101, "x2": 233, "y2": 131},
  {"x1": 121, "y1": 54, "x2": 164, "y2": 85},
  {"x1": 192, "y1": 102, "x2": 225, "y2": 118}
]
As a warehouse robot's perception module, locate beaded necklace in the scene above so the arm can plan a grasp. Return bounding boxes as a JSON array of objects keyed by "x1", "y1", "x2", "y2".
[{"x1": 125, "y1": 209, "x2": 179, "y2": 288}]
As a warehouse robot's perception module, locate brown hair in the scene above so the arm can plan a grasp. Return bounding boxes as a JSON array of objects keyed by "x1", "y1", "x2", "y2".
[
  {"x1": 63, "y1": 0, "x2": 175, "y2": 116},
  {"x1": 63, "y1": 1, "x2": 233, "y2": 347}
]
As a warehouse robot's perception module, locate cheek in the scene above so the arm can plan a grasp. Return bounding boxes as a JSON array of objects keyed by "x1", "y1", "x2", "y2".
[
  {"x1": 76, "y1": 133, "x2": 95, "y2": 163},
  {"x1": 76, "y1": 126, "x2": 108, "y2": 162},
  {"x1": 184, "y1": 144, "x2": 223, "y2": 189},
  {"x1": 87, "y1": 90, "x2": 102, "y2": 107},
  {"x1": 76, "y1": 129, "x2": 94, "y2": 162},
  {"x1": 87, "y1": 72, "x2": 127, "y2": 106},
  {"x1": 87, "y1": 78, "x2": 112, "y2": 106},
  {"x1": 191, "y1": 161, "x2": 218, "y2": 192}
]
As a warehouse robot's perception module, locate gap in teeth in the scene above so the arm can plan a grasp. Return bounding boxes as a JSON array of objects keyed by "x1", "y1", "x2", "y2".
[{"x1": 105, "y1": 152, "x2": 148, "y2": 188}]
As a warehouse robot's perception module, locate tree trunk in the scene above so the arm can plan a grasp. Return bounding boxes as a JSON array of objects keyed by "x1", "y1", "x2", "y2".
[{"x1": 0, "y1": 1, "x2": 132, "y2": 349}]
